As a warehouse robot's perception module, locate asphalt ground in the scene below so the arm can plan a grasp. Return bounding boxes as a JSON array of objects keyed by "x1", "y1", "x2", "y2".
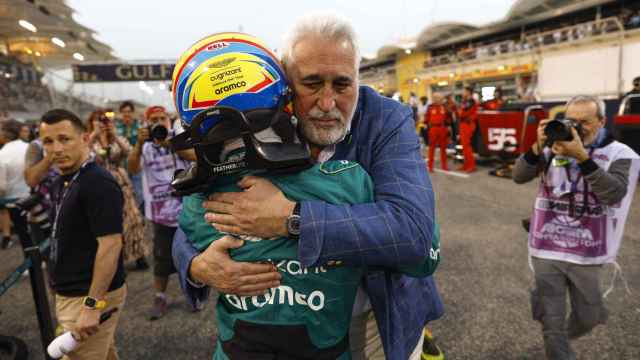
[{"x1": 1, "y1": 155, "x2": 639, "y2": 359}]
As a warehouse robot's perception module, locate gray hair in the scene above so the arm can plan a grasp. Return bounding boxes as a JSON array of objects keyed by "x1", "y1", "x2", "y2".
[
  {"x1": 566, "y1": 95, "x2": 606, "y2": 119},
  {"x1": 282, "y1": 12, "x2": 361, "y2": 70}
]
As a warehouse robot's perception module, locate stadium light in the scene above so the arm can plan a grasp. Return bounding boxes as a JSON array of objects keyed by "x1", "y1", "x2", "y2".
[
  {"x1": 35, "y1": 51, "x2": 41, "y2": 57},
  {"x1": 405, "y1": 49, "x2": 412, "y2": 55},
  {"x1": 437, "y1": 81, "x2": 448, "y2": 86},
  {"x1": 413, "y1": 78, "x2": 419, "y2": 84},
  {"x1": 26, "y1": 48, "x2": 33, "y2": 55},
  {"x1": 19, "y1": 20, "x2": 37, "y2": 33},
  {"x1": 51, "y1": 37, "x2": 66, "y2": 48},
  {"x1": 73, "y1": 52, "x2": 84, "y2": 61},
  {"x1": 498, "y1": 65, "x2": 505, "y2": 71}
]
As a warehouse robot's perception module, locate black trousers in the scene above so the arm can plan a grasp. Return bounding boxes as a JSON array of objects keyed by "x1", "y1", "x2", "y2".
[{"x1": 8, "y1": 207, "x2": 31, "y2": 248}]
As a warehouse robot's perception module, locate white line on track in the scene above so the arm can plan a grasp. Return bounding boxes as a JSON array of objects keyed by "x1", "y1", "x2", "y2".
[{"x1": 433, "y1": 168, "x2": 470, "y2": 178}]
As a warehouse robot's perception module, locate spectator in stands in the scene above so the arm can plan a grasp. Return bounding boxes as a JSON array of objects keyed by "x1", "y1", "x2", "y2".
[
  {"x1": 630, "y1": 10, "x2": 640, "y2": 29},
  {"x1": 128, "y1": 105, "x2": 188, "y2": 320},
  {"x1": 0, "y1": 119, "x2": 30, "y2": 250},
  {"x1": 513, "y1": 95, "x2": 639, "y2": 360},
  {"x1": 482, "y1": 87, "x2": 505, "y2": 110},
  {"x1": 87, "y1": 109, "x2": 149, "y2": 270},
  {"x1": 621, "y1": 76, "x2": 640, "y2": 114},
  {"x1": 622, "y1": 8, "x2": 640, "y2": 29},
  {"x1": 40, "y1": 109, "x2": 127, "y2": 360},
  {"x1": 457, "y1": 86, "x2": 478, "y2": 172}
]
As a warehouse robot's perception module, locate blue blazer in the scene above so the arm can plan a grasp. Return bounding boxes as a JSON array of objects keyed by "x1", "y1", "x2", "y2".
[{"x1": 173, "y1": 86, "x2": 444, "y2": 359}]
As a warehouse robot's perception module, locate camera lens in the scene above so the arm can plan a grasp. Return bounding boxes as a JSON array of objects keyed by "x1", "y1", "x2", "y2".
[
  {"x1": 544, "y1": 119, "x2": 574, "y2": 144},
  {"x1": 150, "y1": 124, "x2": 168, "y2": 141}
]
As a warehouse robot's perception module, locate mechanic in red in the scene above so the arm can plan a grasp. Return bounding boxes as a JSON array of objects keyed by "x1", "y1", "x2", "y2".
[
  {"x1": 425, "y1": 93, "x2": 451, "y2": 172},
  {"x1": 457, "y1": 86, "x2": 478, "y2": 172}
]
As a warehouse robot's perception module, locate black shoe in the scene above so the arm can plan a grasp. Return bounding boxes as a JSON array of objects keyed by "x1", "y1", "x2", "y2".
[
  {"x1": 1, "y1": 237, "x2": 11, "y2": 250},
  {"x1": 135, "y1": 257, "x2": 150, "y2": 270}
]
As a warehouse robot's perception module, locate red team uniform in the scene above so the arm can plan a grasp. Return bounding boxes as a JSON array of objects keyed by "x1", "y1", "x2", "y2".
[
  {"x1": 424, "y1": 104, "x2": 451, "y2": 172},
  {"x1": 457, "y1": 96, "x2": 478, "y2": 172}
]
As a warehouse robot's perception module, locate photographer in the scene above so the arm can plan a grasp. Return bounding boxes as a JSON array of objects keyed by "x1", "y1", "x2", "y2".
[
  {"x1": 513, "y1": 95, "x2": 639, "y2": 360},
  {"x1": 88, "y1": 109, "x2": 149, "y2": 268},
  {"x1": 128, "y1": 105, "x2": 188, "y2": 320}
]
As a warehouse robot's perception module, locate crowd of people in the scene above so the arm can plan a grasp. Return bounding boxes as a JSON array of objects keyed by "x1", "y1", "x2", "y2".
[
  {"x1": 426, "y1": 12, "x2": 637, "y2": 69},
  {"x1": 409, "y1": 87, "x2": 505, "y2": 173},
  {"x1": 0, "y1": 12, "x2": 638, "y2": 360}
]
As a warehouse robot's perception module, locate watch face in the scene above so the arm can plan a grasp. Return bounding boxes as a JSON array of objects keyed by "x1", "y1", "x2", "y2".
[
  {"x1": 84, "y1": 297, "x2": 97, "y2": 308},
  {"x1": 288, "y1": 215, "x2": 301, "y2": 235}
]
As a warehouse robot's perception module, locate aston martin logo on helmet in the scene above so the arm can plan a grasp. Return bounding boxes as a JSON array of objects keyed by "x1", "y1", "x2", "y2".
[{"x1": 208, "y1": 57, "x2": 236, "y2": 69}]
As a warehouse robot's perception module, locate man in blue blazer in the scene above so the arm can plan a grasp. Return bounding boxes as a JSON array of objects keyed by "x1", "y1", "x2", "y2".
[{"x1": 173, "y1": 13, "x2": 444, "y2": 360}]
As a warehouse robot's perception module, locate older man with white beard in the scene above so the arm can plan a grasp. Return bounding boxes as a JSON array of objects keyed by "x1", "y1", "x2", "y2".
[{"x1": 173, "y1": 13, "x2": 443, "y2": 360}]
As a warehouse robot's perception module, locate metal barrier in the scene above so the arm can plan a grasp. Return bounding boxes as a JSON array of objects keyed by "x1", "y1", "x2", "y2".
[
  {"x1": 1, "y1": 199, "x2": 55, "y2": 360},
  {"x1": 618, "y1": 93, "x2": 640, "y2": 116},
  {"x1": 521, "y1": 105, "x2": 545, "y2": 151}
]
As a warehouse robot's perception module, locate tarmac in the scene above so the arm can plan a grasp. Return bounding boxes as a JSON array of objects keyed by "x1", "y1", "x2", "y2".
[{"x1": 1, "y1": 157, "x2": 639, "y2": 359}]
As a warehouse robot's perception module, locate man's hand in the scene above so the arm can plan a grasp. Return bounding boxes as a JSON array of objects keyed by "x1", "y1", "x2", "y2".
[
  {"x1": 74, "y1": 308, "x2": 101, "y2": 341},
  {"x1": 190, "y1": 235, "x2": 281, "y2": 296},
  {"x1": 204, "y1": 176, "x2": 295, "y2": 238},
  {"x1": 137, "y1": 126, "x2": 150, "y2": 144},
  {"x1": 534, "y1": 119, "x2": 552, "y2": 155},
  {"x1": 106, "y1": 122, "x2": 117, "y2": 137},
  {"x1": 551, "y1": 127, "x2": 590, "y2": 163}
]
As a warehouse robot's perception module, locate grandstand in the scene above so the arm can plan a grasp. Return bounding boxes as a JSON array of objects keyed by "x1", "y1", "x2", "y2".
[
  {"x1": 360, "y1": 0, "x2": 640, "y2": 106},
  {"x1": 0, "y1": 0, "x2": 117, "y2": 121}
]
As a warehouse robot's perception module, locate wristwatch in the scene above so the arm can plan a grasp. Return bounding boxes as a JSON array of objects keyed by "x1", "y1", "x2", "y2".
[
  {"x1": 83, "y1": 296, "x2": 107, "y2": 310},
  {"x1": 286, "y1": 202, "x2": 301, "y2": 240}
]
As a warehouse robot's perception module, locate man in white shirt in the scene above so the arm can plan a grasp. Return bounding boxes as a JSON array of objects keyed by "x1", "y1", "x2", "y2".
[{"x1": 0, "y1": 119, "x2": 30, "y2": 249}]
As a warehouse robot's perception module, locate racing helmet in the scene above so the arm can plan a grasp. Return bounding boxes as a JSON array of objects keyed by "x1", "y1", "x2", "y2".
[{"x1": 170, "y1": 33, "x2": 311, "y2": 195}]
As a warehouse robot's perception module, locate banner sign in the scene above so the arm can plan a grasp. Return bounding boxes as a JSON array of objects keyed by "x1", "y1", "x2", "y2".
[{"x1": 72, "y1": 63, "x2": 175, "y2": 82}]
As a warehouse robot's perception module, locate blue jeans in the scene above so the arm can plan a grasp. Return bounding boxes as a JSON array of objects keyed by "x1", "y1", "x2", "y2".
[{"x1": 130, "y1": 172, "x2": 144, "y2": 209}]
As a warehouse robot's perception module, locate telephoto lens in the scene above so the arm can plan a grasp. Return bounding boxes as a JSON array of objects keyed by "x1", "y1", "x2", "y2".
[
  {"x1": 149, "y1": 124, "x2": 168, "y2": 141},
  {"x1": 544, "y1": 119, "x2": 582, "y2": 145}
]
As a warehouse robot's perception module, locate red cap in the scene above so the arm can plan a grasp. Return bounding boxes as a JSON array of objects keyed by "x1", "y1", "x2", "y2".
[{"x1": 144, "y1": 105, "x2": 166, "y2": 120}]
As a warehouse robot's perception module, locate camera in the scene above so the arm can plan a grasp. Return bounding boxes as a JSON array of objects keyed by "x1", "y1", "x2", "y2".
[
  {"x1": 12, "y1": 193, "x2": 51, "y2": 232},
  {"x1": 147, "y1": 124, "x2": 169, "y2": 142},
  {"x1": 99, "y1": 111, "x2": 114, "y2": 125},
  {"x1": 543, "y1": 118, "x2": 584, "y2": 146}
]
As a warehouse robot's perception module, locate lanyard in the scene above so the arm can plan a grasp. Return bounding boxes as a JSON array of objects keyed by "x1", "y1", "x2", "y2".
[
  {"x1": 541, "y1": 147, "x2": 596, "y2": 220},
  {"x1": 51, "y1": 158, "x2": 93, "y2": 240}
]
